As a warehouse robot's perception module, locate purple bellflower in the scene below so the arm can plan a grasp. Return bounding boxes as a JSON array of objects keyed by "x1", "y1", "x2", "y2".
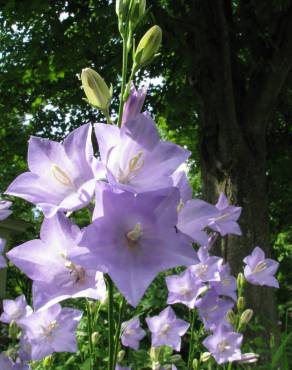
[
  {"x1": 17, "y1": 304, "x2": 82, "y2": 361},
  {"x1": 189, "y1": 247, "x2": 223, "y2": 283},
  {"x1": 6, "y1": 124, "x2": 104, "y2": 218},
  {"x1": 207, "y1": 193, "x2": 242, "y2": 236},
  {"x1": 73, "y1": 186, "x2": 197, "y2": 306},
  {"x1": 0, "y1": 353, "x2": 30, "y2": 370},
  {"x1": 0, "y1": 199, "x2": 12, "y2": 220},
  {"x1": 122, "y1": 84, "x2": 146, "y2": 125},
  {"x1": 196, "y1": 289, "x2": 234, "y2": 331},
  {"x1": 203, "y1": 325, "x2": 243, "y2": 364},
  {"x1": 0, "y1": 295, "x2": 32, "y2": 324},
  {"x1": 243, "y1": 246, "x2": 279, "y2": 288},
  {"x1": 94, "y1": 114, "x2": 190, "y2": 193},
  {"x1": 115, "y1": 365, "x2": 131, "y2": 370},
  {"x1": 210, "y1": 263, "x2": 237, "y2": 301},
  {"x1": 146, "y1": 306, "x2": 189, "y2": 351},
  {"x1": 7, "y1": 213, "x2": 106, "y2": 310},
  {"x1": 165, "y1": 269, "x2": 206, "y2": 308},
  {"x1": 0, "y1": 238, "x2": 7, "y2": 268},
  {"x1": 121, "y1": 317, "x2": 146, "y2": 350},
  {"x1": 171, "y1": 170, "x2": 192, "y2": 205}
]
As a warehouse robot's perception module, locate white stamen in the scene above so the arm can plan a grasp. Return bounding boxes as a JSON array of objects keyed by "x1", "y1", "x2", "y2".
[
  {"x1": 51, "y1": 164, "x2": 73, "y2": 186},
  {"x1": 126, "y1": 223, "x2": 143, "y2": 247},
  {"x1": 252, "y1": 261, "x2": 267, "y2": 274},
  {"x1": 118, "y1": 151, "x2": 144, "y2": 184}
]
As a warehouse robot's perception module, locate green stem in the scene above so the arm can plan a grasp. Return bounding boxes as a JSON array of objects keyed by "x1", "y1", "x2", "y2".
[
  {"x1": 187, "y1": 309, "x2": 196, "y2": 369},
  {"x1": 106, "y1": 275, "x2": 115, "y2": 370},
  {"x1": 113, "y1": 297, "x2": 126, "y2": 368},
  {"x1": 227, "y1": 362, "x2": 232, "y2": 370},
  {"x1": 104, "y1": 108, "x2": 112, "y2": 124},
  {"x1": 117, "y1": 32, "x2": 129, "y2": 127},
  {"x1": 86, "y1": 300, "x2": 94, "y2": 370}
]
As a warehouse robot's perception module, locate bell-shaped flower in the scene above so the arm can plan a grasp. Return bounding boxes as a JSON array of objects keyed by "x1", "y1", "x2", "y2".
[
  {"x1": 203, "y1": 325, "x2": 243, "y2": 364},
  {"x1": 6, "y1": 124, "x2": 104, "y2": 218},
  {"x1": 121, "y1": 317, "x2": 145, "y2": 350},
  {"x1": 0, "y1": 295, "x2": 32, "y2": 324},
  {"x1": 0, "y1": 353, "x2": 30, "y2": 370},
  {"x1": 196, "y1": 289, "x2": 234, "y2": 330},
  {"x1": 7, "y1": 213, "x2": 106, "y2": 310},
  {"x1": 210, "y1": 263, "x2": 237, "y2": 301},
  {"x1": 94, "y1": 114, "x2": 190, "y2": 193},
  {"x1": 72, "y1": 185, "x2": 197, "y2": 306},
  {"x1": 189, "y1": 247, "x2": 223, "y2": 283},
  {"x1": 146, "y1": 306, "x2": 189, "y2": 351},
  {"x1": 243, "y1": 246, "x2": 279, "y2": 288},
  {"x1": 122, "y1": 85, "x2": 146, "y2": 125},
  {"x1": 17, "y1": 304, "x2": 82, "y2": 361},
  {"x1": 0, "y1": 238, "x2": 7, "y2": 268},
  {"x1": 207, "y1": 193, "x2": 242, "y2": 236},
  {"x1": 0, "y1": 199, "x2": 12, "y2": 220},
  {"x1": 166, "y1": 269, "x2": 207, "y2": 308}
]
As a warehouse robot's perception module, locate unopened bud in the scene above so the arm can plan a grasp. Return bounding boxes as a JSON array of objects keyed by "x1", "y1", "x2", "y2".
[
  {"x1": 237, "y1": 353, "x2": 259, "y2": 364},
  {"x1": 88, "y1": 301, "x2": 96, "y2": 314},
  {"x1": 150, "y1": 346, "x2": 160, "y2": 361},
  {"x1": 237, "y1": 272, "x2": 245, "y2": 290},
  {"x1": 130, "y1": 0, "x2": 146, "y2": 26},
  {"x1": 43, "y1": 355, "x2": 53, "y2": 367},
  {"x1": 134, "y1": 25, "x2": 162, "y2": 67},
  {"x1": 192, "y1": 358, "x2": 199, "y2": 370},
  {"x1": 117, "y1": 350, "x2": 126, "y2": 363},
  {"x1": 91, "y1": 332, "x2": 100, "y2": 345},
  {"x1": 200, "y1": 352, "x2": 211, "y2": 362},
  {"x1": 170, "y1": 354, "x2": 182, "y2": 362},
  {"x1": 226, "y1": 309, "x2": 236, "y2": 325},
  {"x1": 81, "y1": 68, "x2": 112, "y2": 111},
  {"x1": 237, "y1": 296, "x2": 245, "y2": 311},
  {"x1": 9, "y1": 320, "x2": 18, "y2": 339},
  {"x1": 239, "y1": 309, "x2": 253, "y2": 326},
  {"x1": 116, "y1": 0, "x2": 129, "y2": 16}
]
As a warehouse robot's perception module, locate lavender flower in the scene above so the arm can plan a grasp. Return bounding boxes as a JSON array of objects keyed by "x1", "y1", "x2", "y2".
[
  {"x1": 203, "y1": 325, "x2": 243, "y2": 364},
  {"x1": 210, "y1": 263, "x2": 237, "y2": 301},
  {"x1": 0, "y1": 238, "x2": 7, "y2": 268},
  {"x1": 7, "y1": 213, "x2": 106, "y2": 310},
  {"x1": 6, "y1": 124, "x2": 105, "y2": 218},
  {"x1": 122, "y1": 84, "x2": 146, "y2": 125},
  {"x1": 196, "y1": 289, "x2": 234, "y2": 330},
  {"x1": 17, "y1": 304, "x2": 82, "y2": 361},
  {"x1": 115, "y1": 365, "x2": 131, "y2": 370},
  {"x1": 121, "y1": 317, "x2": 145, "y2": 350},
  {"x1": 171, "y1": 170, "x2": 192, "y2": 205},
  {"x1": 243, "y1": 246, "x2": 279, "y2": 288},
  {"x1": 146, "y1": 306, "x2": 189, "y2": 351},
  {"x1": 166, "y1": 269, "x2": 206, "y2": 308},
  {"x1": 0, "y1": 199, "x2": 12, "y2": 220},
  {"x1": 207, "y1": 193, "x2": 242, "y2": 236},
  {"x1": 94, "y1": 114, "x2": 190, "y2": 193},
  {"x1": 74, "y1": 186, "x2": 197, "y2": 306},
  {"x1": 189, "y1": 247, "x2": 223, "y2": 283},
  {"x1": 0, "y1": 353, "x2": 30, "y2": 370},
  {"x1": 0, "y1": 295, "x2": 32, "y2": 324}
]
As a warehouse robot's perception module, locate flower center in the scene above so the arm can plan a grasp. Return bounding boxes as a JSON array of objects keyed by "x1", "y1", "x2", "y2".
[
  {"x1": 42, "y1": 320, "x2": 58, "y2": 337},
  {"x1": 126, "y1": 223, "x2": 142, "y2": 248},
  {"x1": 118, "y1": 151, "x2": 144, "y2": 184},
  {"x1": 252, "y1": 261, "x2": 267, "y2": 274},
  {"x1": 208, "y1": 212, "x2": 230, "y2": 223},
  {"x1": 217, "y1": 339, "x2": 231, "y2": 352},
  {"x1": 222, "y1": 278, "x2": 231, "y2": 286},
  {"x1": 124, "y1": 328, "x2": 136, "y2": 336},
  {"x1": 51, "y1": 164, "x2": 73, "y2": 186},
  {"x1": 195, "y1": 264, "x2": 208, "y2": 277},
  {"x1": 160, "y1": 323, "x2": 170, "y2": 335},
  {"x1": 60, "y1": 251, "x2": 86, "y2": 284}
]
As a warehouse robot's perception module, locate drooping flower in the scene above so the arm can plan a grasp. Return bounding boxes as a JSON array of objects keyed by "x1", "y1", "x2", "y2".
[
  {"x1": 189, "y1": 247, "x2": 223, "y2": 283},
  {"x1": 165, "y1": 269, "x2": 206, "y2": 308},
  {"x1": 122, "y1": 85, "x2": 146, "y2": 125},
  {"x1": 94, "y1": 114, "x2": 190, "y2": 193},
  {"x1": 207, "y1": 193, "x2": 242, "y2": 236},
  {"x1": 203, "y1": 325, "x2": 243, "y2": 364},
  {"x1": 6, "y1": 124, "x2": 105, "y2": 218},
  {"x1": 121, "y1": 317, "x2": 145, "y2": 350},
  {"x1": 0, "y1": 238, "x2": 7, "y2": 268},
  {"x1": 7, "y1": 213, "x2": 106, "y2": 310},
  {"x1": 73, "y1": 186, "x2": 197, "y2": 306},
  {"x1": 210, "y1": 263, "x2": 237, "y2": 301},
  {"x1": 196, "y1": 289, "x2": 234, "y2": 330},
  {"x1": 0, "y1": 199, "x2": 12, "y2": 220},
  {"x1": 0, "y1": 295, "x2": 32, "y2": 324},
  {"x1": 146, "y1": 306, "x2": 189, "y2": 351},
  {"x1": 0, "y1": 353, "x2": 31, "y2": 370},
  {"x1": 243, "y1": 246, "x2": 279, "y2": 288},
  {"x1": 17, "y1": 304, "x2": 82, "y2": 361}
]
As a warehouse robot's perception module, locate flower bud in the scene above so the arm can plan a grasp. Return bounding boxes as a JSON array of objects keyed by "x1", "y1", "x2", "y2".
[
  {"x1": 192, "y1": 359, "x2": 199, "y2": 370},
  {"x1": 91, "y1": 332, "x2": 100, "y2": 345},
  {"x1": 9, "y1": 320, "x2": 18, "y2": 339},
  {"x1": 43, "y1": 355, "x2": 53, "y2": 367},
  {"x1": 239, "y1": 309, "x2": 253, "y2": 326},
  {"x1": 237, "y1": 272, "x2": 245, "y2": 290},
  {"x1": 116, "y1": 0, "x2": 129, "y2": 16},
  {"x1": 237, "y1": 296, "x2": 245, "y2": 311},
  {"x1": 81, "y1": 68, "x2": 112, "y2": 111},
  {"x1": 170, "y1": 354, "x2": 182, "y2": 362},
  {"x1": 150, "y1": 346, "x2": 160, "y2": 361},
  {"x1": 226, "y1": 309, "x2": 236, "y2": 325},
  {"x1": 117, "y1": 350, "x2": 126, "y2": 363},
  {"x1": 237, "y1": 353, "x2": 259, "y2": 364},
  {"x1": 200, "y1": 352, "x2": 211, "y2": 362},
  {"x1": 134, "y1": 25, "x2": 162, "y2": 67},
  {"x1": 130, "y1": 0, "x2": 146, "y2": 25}
]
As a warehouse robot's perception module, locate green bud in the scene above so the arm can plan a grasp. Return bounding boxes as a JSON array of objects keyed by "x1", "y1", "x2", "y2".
[
  {"x1": 200, "y1": 352, "x2": 211, "y2": 362},
  {"x1": 226, "y1": 309, "x2": 236, "y2": 325},
  {"x1": 117, "y1": 350, "x2": 126, "y2": 363},
  {"x1": 239, "y1": 309, "x2": 253, "y2": 326},
  {"x1": 130, "y1": 0, "x2": 146, "y2": 26},
  {"x1": 43, "y1": 355, "x2": 53, "y2": 367},
  {"x1": 237, "y1": 296, "x2": 245, "y2": 311},
  {"x1": 192, "y1": 358, "x2": 199, "y2": 370},
  {"x1": 9, "y1": 320, "x2": 18, "y2": 339},
  {"x1": 88, "y1": 301, "x2": 97, "y2": 314},
  {"x1": 150, "y1": 346, "x2": 160, "y2": 361},
  {"x1": 134, "y1": 25, "x2": 162, "y2": 67},
  {"x1": 116, "y1": 0, "x2": 127, "y2": 16},
  {"x1": 91, "y1": 331, "x2": 100, "y2": 345},
  {"x1": 170, "y1": 354, "x2": 182, "y2": 362},
  {"x1": 237, "y1": 272, "x2": 245, "y2": 290},
  {"x1": 81, "y1": 68, "x2": 112, "y2": 111}
]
